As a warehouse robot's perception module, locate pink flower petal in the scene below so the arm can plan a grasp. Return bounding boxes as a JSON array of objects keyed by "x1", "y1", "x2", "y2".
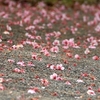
[{"x1": 87, "y1": 90, "x2": 96, "y2": 96}]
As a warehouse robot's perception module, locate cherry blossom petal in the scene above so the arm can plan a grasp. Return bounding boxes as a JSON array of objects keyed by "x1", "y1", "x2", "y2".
[
  {"x1": 92, "y1": 56, "x2": 99, "y2": 60},
  {"x1": 87, "y1": 90, "x2": 96, "y2": 96},
  {"x1": 0, "y1": 84, "x2": 5, "y2": 90},
  {"x1": 41, "y1": 79, "x2": 49, "y2": 86}
]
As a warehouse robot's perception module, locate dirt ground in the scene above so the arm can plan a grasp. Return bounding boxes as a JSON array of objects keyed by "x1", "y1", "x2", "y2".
[{"x1": 0, "y1": 1, "x2": 100, "y2": 100}]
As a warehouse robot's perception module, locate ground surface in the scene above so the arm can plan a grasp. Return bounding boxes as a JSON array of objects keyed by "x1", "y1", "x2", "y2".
[{"x1": 0, "y1": 1, "x2": 100, "y2": 100}]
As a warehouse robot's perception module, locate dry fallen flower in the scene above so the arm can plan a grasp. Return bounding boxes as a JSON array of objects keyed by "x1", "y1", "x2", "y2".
[{"x1": 87, "y1": 90, "x2": 96, "y2": 96}]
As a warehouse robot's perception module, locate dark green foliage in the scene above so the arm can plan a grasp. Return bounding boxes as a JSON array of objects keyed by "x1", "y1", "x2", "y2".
[
  {"x1": 27, "y1": 0, "x2": 99, "y2": 5},
  {"x1": 2, "y1": 0, "x2": 100, "y2": 6},
  {"x1": 61, "y1": 0, "x2": 99, "y2": 6}
]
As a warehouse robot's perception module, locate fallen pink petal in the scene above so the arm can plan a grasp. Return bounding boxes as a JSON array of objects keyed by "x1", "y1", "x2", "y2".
[
  {"x1": 17, "y1": 61, "x2": 26, "y2": 66},
  {"x1": 65, "y1": 81, "x2": 71, "y2": 85},
  {"x1": 27, "y1": 89, "x2": 36, "y2": 94},
  {"x1": 13, "y1": 68, "x2": 25, "y2": 73},
  {"x1": 74, "y1": 54, "x2": 81, "y2": 60},
  {"x1": 40, "y1": 79, "x2": 49, "y2": 86},
  {"x1": 0, "y1": 84, "x2": 5, "y2": 90},
  {"x1": 87, "y1": 90, "x2": 96, "y2": 96},
  {"x1": 76, "y1": 79, "x2": 84, "y2": 83},
  {"x1": 92, "y1": 56, "x2": 99, "y2": 60}
]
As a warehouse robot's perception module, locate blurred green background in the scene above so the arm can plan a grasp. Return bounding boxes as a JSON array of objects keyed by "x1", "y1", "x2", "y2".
[
  {"x1": 16, "y1": 0, "x2": 100, "y2": 6},
  {"x1": 1, "y1": 0, "x2": 100, "y2": 6}
]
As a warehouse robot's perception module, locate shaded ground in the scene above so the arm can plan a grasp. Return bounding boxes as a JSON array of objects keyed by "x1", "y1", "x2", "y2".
[{"x1": 0, "y1": 1, "x2": 100, "y2": 100}]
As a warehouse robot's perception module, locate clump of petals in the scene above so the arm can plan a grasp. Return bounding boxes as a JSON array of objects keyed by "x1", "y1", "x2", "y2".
[
  {"x1": 65, "y1": 81, "x2": 71, "y2": 85},
  {"x1": 54, "y1": 31, "x2": 61, "y2": 38},
  {"x1": 0, "y1": 84, "x2": 5, "y2": 90},
  {"x1": 50, "y1": 73, "x2": 63, "y2": 80},
  {"x1": 3, "y1": 31, "x2": 10, "y2": 35},
  {"x1": 87, "y1": 90, "x2": 96, "y2": 96},
  {"x1": 40, "y1": 79, "x2": 49, "y2": 86},
  {"x1": 40, "y1": 48, "x2": 50, "y2": 56},
  {"x1": 32, "y1": 41, "x2": 40, "y2": 49},
  {"x1": 53, "y1": 40, "x2": 60, "y2": 46},
  {"x1": 81, "y1": 72, "x2": 89, "y2": 77},
  {"x1": 0, "y1": 78, "x2": 4, "y2": 83},
  {"x1": 12, "y1": 44, "x2": 23, "y2": 49},
  {"x1": 27, "y1": 62, "x2": 35, "y2": 67},
  {"x1": 95, "y1": 23, "x2": 100, "y2": 32},
  {"x1": 70, "y1": 26, "x2": 77, "y2": 34},
  {"x1": 7, "y1": 40, "x2": 13, "y2": 44},
  {"x1": 97, "y1": 88, "x2": 100, "y2": 92},
  {"x1": 8, "y1": 59, "x2": 15, "y2": 63},
  {"x1": 28, "y1": 89, "x2": 36, "y2": 94},
  {"x1": 68, "y1": 38, "x2": 75, "y2": 47},
  {"x1": 74, "y1": 54, "x2": 81, "y2": 60},
  {"x1": 32, "y1": 53, "x2": 38, "y2": 60},
  {"x1": 76, "y1": 79, "x2": 84, "y2": 83},
  {"x1": 13, "y1": 68, "x2": 25, "y2": 73},
  {"x1": 56, "y1": 64, "x2": 64, "y2": 70},
  {"x1": 92, "y1": 56, "x2": 99, "y2": 60},
  {"x1": 48, "y1": 64, "x2": 64, "y2": 70},
  {"x1": 62, "y1": 39, "x2": 69, "y2": 46},
  {"x1": 50, "y1": 46, "x2": 59, "y2": 53},
  {"x1": 0, "y1": 39, "x2": 2, "y2": 42},
  {"x1": 28, "y1": 87, "x2": 39, "y2": 94},
  {"x1": 6, "y1": 25, "x2": 12, "y2": 31},
  {"x1": 66, "y1": 52, "x2": 73, "y2": 58},
  {"x1": 51, "y1": 92, "x2": 58, "y2": 96},
  {"x1": 49, "y1": 64, "x2": 55, "y2": 70},
  {"x1": 50, "y1": 73, "x2": 57, "y2": 80},
  {"x1": 62, "y1": 38, "x2": 79, "y2": 49},
  {"x1": 84, "y1": 48, "x2": 90, "y2": 54},
  {"x1": 17, "y1": 61, "x2": 26, "y2": 66}
]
